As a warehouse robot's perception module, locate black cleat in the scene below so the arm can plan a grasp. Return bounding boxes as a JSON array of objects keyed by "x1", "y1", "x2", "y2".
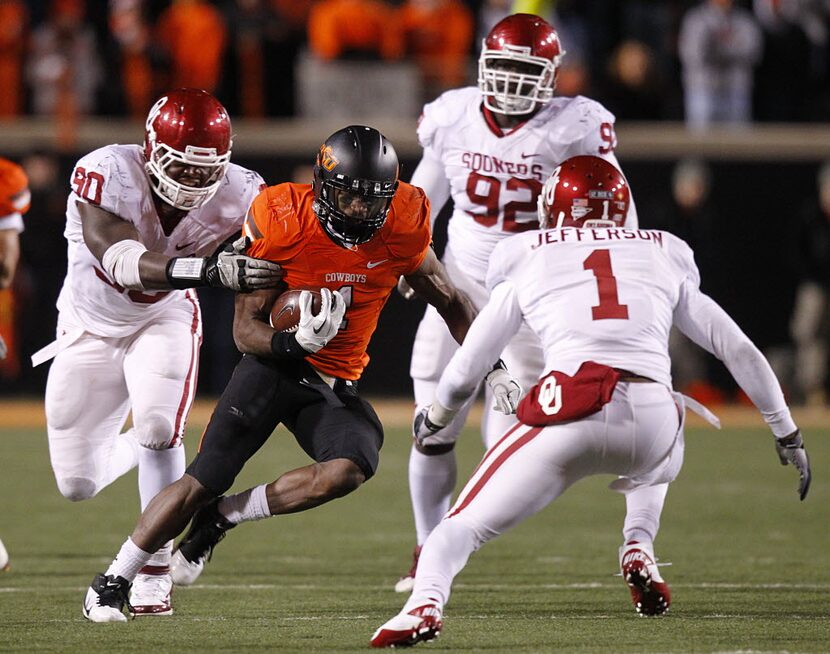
[{"x1": 170, "y1": 498, "x2": 235, "y2": 586}]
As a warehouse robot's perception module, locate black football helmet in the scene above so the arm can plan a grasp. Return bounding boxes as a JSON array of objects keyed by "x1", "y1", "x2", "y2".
[{"x1": 312, "y1": 125, "x2": 399, "y2": 247}]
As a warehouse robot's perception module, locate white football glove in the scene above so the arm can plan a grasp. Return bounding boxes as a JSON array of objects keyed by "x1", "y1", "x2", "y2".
[
  {"x1": 485, "y1": 359, "x2": 522, "y2": 415},
  {"x1": 205, "y1": 236, "x2": 284, "y2": 292},
  {"x1": 294, "y1": 288, "x2": 346, "y2": 354},
  {"x1": 412, "y1": 402, "x2": 457, "y2": 446},
  {"x1": 774, "y1": 430, "x2": 811, "y2": 501}
]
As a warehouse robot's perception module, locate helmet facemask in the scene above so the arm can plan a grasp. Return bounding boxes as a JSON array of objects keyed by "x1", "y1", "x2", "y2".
[
  {"x1": 478, "y1": 48, "x2": 559, "y2": 115},
  {"x1": 145, "y1": 139, "x2": 231, "y2": 211},
  {"x1": 313, "y1": 171, "x2": 397, "y2": 247}
]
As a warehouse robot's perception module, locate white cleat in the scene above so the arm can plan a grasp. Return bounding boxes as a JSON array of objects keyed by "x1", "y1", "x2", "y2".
[
  {"x1": 370, "y1": 604, "x2": 443, "y2": 648},
  {"x1": 0, "y1": 537, "x2": 9, "y2": 572},
  {"x1": 170, "y1": 550, "x2": 204, "y2": 587},
  {"x1": 131, "y1": 566, "x2": 173, "y2": 616},
  {"x1": 82, "y1": 573, "x2": 132, "y2": 623},
  {"x1": 393, "y1": 545, "x2": 421, "y2": 593}
]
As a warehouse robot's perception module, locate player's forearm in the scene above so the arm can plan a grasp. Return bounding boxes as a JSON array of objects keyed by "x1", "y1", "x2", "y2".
[{"x1": 435, "y1": 289, "x2": 477, "y2": 345}]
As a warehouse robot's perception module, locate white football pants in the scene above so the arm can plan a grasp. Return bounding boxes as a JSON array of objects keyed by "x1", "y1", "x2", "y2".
[
  {"x1": 404, "y1": 382, "x2": 682, "y2": 612},
  {"x1": 45, "y1": 302, "x2": 201, "y2": 506}
]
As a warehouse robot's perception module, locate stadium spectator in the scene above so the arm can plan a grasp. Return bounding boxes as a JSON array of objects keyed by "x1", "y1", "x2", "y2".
[
  {"x1": 601, "y1": 39, "x2": 666, "y2": 121},
  {"x1": 391, "y1": 13, "x2": 643, "y2": 595},
  {"x1": 108, "y1": 0, "x2": 154, "y2": 119},
  {"x1": 79, "y1": 125, "x2": 489, "y2": 623},
  {"x1": 371, "y1": 156, "x2": 811, "y2": 647},
  {"x1": 307, "y1": 0, "x2": 403, "y2": 61},
  {"x1": 25, "y1": 0, "x2": 102, "y2": 146},
  {"x1": 678, "y1": 0, "x2": 763, "y2": 129},
  {"x1": 396, "y1": 0, "x2": 475, "y2": 95},
  {"x1": 0, "y1": 0, "x2": 28, "y2": 117},
  {"x1": 156, "y1": 0, "x2": 227, "y2": 92},
  {"x1": 0, "y1": 156, "x2": 31, "y2": 571},
  {"x1": 32, "y1": 89, "x2": 281, "y2": 618}
]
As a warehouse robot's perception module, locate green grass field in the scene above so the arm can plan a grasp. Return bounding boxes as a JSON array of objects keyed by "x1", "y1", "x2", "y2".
[{"x1": 1, "y1": 403, "x2": 828, "y2": 653}]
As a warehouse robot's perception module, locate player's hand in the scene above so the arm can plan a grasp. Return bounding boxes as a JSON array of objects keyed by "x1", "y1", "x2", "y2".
[
  {"x1": 0, "y1": 334, "x2": 7, "y2": 360},
  {"x1": 294, "y1": 287, "x2": 346, "y2": 353},
  {"x1": 204, "y1": 236, "x2": 283, "y2": 291},
  {"x1": 485, "y1": 359, "x2": 522, "y2": 415},
  {"x1": 397, "y1": 275, "x2": 416, "y2": 300},
  {"x1": 774, "y1": 429, "x2": 811, "y2": 501},
  {"x1": 413, "y1": 405, "x2": 446, "y2": 446}
]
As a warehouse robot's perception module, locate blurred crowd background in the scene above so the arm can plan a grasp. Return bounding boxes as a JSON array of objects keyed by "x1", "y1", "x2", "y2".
[{"x1": 1, "y1": 0, "x2": 829, "y2": 408}]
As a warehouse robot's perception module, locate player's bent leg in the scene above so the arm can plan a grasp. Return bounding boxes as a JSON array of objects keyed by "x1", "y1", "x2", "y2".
[{"x1": 46, "y1": 336, "x2": 134, "y2": 501}]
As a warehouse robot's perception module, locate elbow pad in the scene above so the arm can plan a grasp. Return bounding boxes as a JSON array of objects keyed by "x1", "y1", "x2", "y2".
[{"x1": 101, "y1": 239, "x2": 147, "y2": 290}]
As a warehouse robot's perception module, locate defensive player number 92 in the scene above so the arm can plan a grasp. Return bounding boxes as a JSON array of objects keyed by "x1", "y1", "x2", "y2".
[{"x1": 466, "y1": 172, "x2": 543, "y2": 233}]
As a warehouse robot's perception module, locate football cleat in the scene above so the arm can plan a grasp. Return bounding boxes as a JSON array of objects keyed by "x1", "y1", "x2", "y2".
[
  {"x1": 82, "y1": 573, "x2": 133, "y2": 623},
  {"x1": 370, "y1": 604, "x2": 443, "y2": 648},
  {"x1": 130, "y1": 565, "x2": 173, "y2": 616},
  {"x1": 170, "y1": 497, "x2": 235, "y2": 586},
  {"x1": 394, "y1": 545, "x2": 421, "y2": 593},
  {"x1": 0, "y1": 537, "x2": 9, "y2": 572},
  {"x1": 619, "y1": 541, "x2": 671, "y2": 616}
]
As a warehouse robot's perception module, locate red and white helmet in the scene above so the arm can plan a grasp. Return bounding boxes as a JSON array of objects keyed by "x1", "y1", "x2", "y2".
[
  {"x1": 143, "y1": 88, "x2": 232, "y2": 211},
  {"x1": 478, "y1": 13, "x2": 565, "y2": 116},
  {"x1": 538, "y1": 156, "x2": 630, "y2": 229}
]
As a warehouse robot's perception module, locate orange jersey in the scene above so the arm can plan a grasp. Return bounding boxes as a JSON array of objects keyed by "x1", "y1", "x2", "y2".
[
  {"x1": 245, "y1": 181, "x2": 431, "y2": 380},
  {"x1": 0, "y1": 157, "x2": 30, "y2": 218}
]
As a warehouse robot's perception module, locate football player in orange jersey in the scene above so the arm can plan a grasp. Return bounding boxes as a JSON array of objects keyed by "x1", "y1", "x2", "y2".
[
  {"x1": 83, "y1": 125, "x2": 522, "y2": 622},
  {"x1": 0, "y1": 156, "x2": 30, "y2": 572}
]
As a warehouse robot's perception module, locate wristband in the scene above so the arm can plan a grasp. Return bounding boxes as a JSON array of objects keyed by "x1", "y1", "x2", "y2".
[
  {"x1": 270, "y1": 331, "x2": 308, "y2": 360},
  {"x1": 166, "y1": 257, "x2": 206, "y2": 289}
]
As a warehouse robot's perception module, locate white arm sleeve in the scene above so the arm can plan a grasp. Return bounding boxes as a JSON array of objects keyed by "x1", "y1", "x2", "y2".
[
  {"x1": 436, "y1": 280, "x2": 524, "y2": 410},
  {"x1": 673, "y1": 279, "x2": 797, "y2": 437},
  {"x1": 409, "y1": 149, "x2": 451, "y2": 231}
]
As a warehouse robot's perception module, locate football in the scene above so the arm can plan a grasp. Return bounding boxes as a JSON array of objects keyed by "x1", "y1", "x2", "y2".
[{"x1": 269, "y1": 289, "x2": 323, "y2": 332}]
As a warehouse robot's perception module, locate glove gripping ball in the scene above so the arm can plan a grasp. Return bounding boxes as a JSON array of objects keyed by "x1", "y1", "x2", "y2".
[{"x1": 270, "y1": 289, "x2": 323, "y2": 332}]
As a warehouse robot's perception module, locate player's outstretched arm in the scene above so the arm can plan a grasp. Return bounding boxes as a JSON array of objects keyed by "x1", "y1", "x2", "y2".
[
  {"x1": 674, "y1": 281, "x2": 811, "y2": 500},
  {"x1": 0, "y1": 228, "x2": 20, "y2": 289},
  {"x1": 79, "y1": 202, "x2": 283, "y2": 292},
  {"x1": 403, "y1": 248, "x2": 476, "y2": 344}
]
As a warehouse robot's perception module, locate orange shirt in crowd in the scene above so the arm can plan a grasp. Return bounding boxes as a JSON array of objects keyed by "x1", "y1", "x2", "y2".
[
  {"x1": 397, "y1": 0, "x2": 473, "y2": 88},
  {"x1": 0, "y1": 0, "x2": 28, "y2": 116},
  {"x1": 156, "y1": 0, "x2": 227, "y2": 92},
  {"x1": 244, "y1": 182, "x2": 431, "y2": 380},
  {"x1": 308, "y1": 0, "x2": 404, "y2": 61}
]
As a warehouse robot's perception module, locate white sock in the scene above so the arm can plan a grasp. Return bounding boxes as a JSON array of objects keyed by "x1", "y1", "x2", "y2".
[
  {"x1": 409, "y1": 446, "x2": 457, "y2": 544},
  {"x1": 402, "y1": 518, "x2": 481, "y2": 614},
  {"x1": 105, "y1": 537, "x2": 153, "y2": 582},
  {"x1": 623, "y1": 483, "x2": 669, "y2": 545},
  {"x1": 99, "y1": 429, "x2": 141, "y2": 490},
  {"x1": 218, "y1": 485, "x2": 270, "y2": 524},
  {"x1": 137, "y1": 446, "x2": 185, "y2": 568}
]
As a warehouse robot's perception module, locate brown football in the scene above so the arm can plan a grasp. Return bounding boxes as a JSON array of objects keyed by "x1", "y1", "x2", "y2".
[{"x1": 269, "y1": 289, "x2": 323, "y2": 332}]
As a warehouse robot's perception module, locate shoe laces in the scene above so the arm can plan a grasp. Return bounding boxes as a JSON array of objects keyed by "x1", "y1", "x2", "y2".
[{"x1": 96, "y1": 575, "x2": 134, "y2": 614}]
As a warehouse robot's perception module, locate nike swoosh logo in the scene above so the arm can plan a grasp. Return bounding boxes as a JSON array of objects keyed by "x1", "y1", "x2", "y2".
[
  {"x1": 367, "y1": 259, "x2": 388, "y2": 269},
  {"x1": 175, "y1": 241, "x2": 196, "y2": 251},
  {"x1": 520, "y1": 152, "x2": 539, "y2": 159}
]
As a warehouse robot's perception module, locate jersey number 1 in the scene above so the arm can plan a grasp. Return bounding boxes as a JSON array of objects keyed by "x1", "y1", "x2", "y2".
[{"x1": 583, "y1": 249, "x2": 629, "y2": 320}]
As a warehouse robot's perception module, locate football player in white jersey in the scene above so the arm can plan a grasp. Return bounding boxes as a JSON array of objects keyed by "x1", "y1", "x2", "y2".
[
  {"x1": 396, "y1": 12, "x2": 643, "y2": 592},
  {"x1": 32, "y1": 88, "x2": 282, "y2": 618},
  {"x1": 371, "y1": 156, "x2": 811, "y2": 647}
]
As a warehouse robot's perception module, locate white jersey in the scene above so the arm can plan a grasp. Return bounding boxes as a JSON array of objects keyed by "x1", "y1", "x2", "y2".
[
  {"x1": 58, "y1": 144, "x2": 265, "y2": 337},
  {"x1": 415, "y1": 87, "x2": 635, "y2": 283},
  {"x1": 436, "y1": 226, "x2": 797, "y2": 438}
]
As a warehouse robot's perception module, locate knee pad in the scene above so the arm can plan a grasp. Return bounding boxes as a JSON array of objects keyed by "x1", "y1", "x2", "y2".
[
  {"x1": 56, "y1": 476, "x2": 97, "y2": 502},
  {"x1": 134, "y1": 414, "x2": 175, "y2": 450}
]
